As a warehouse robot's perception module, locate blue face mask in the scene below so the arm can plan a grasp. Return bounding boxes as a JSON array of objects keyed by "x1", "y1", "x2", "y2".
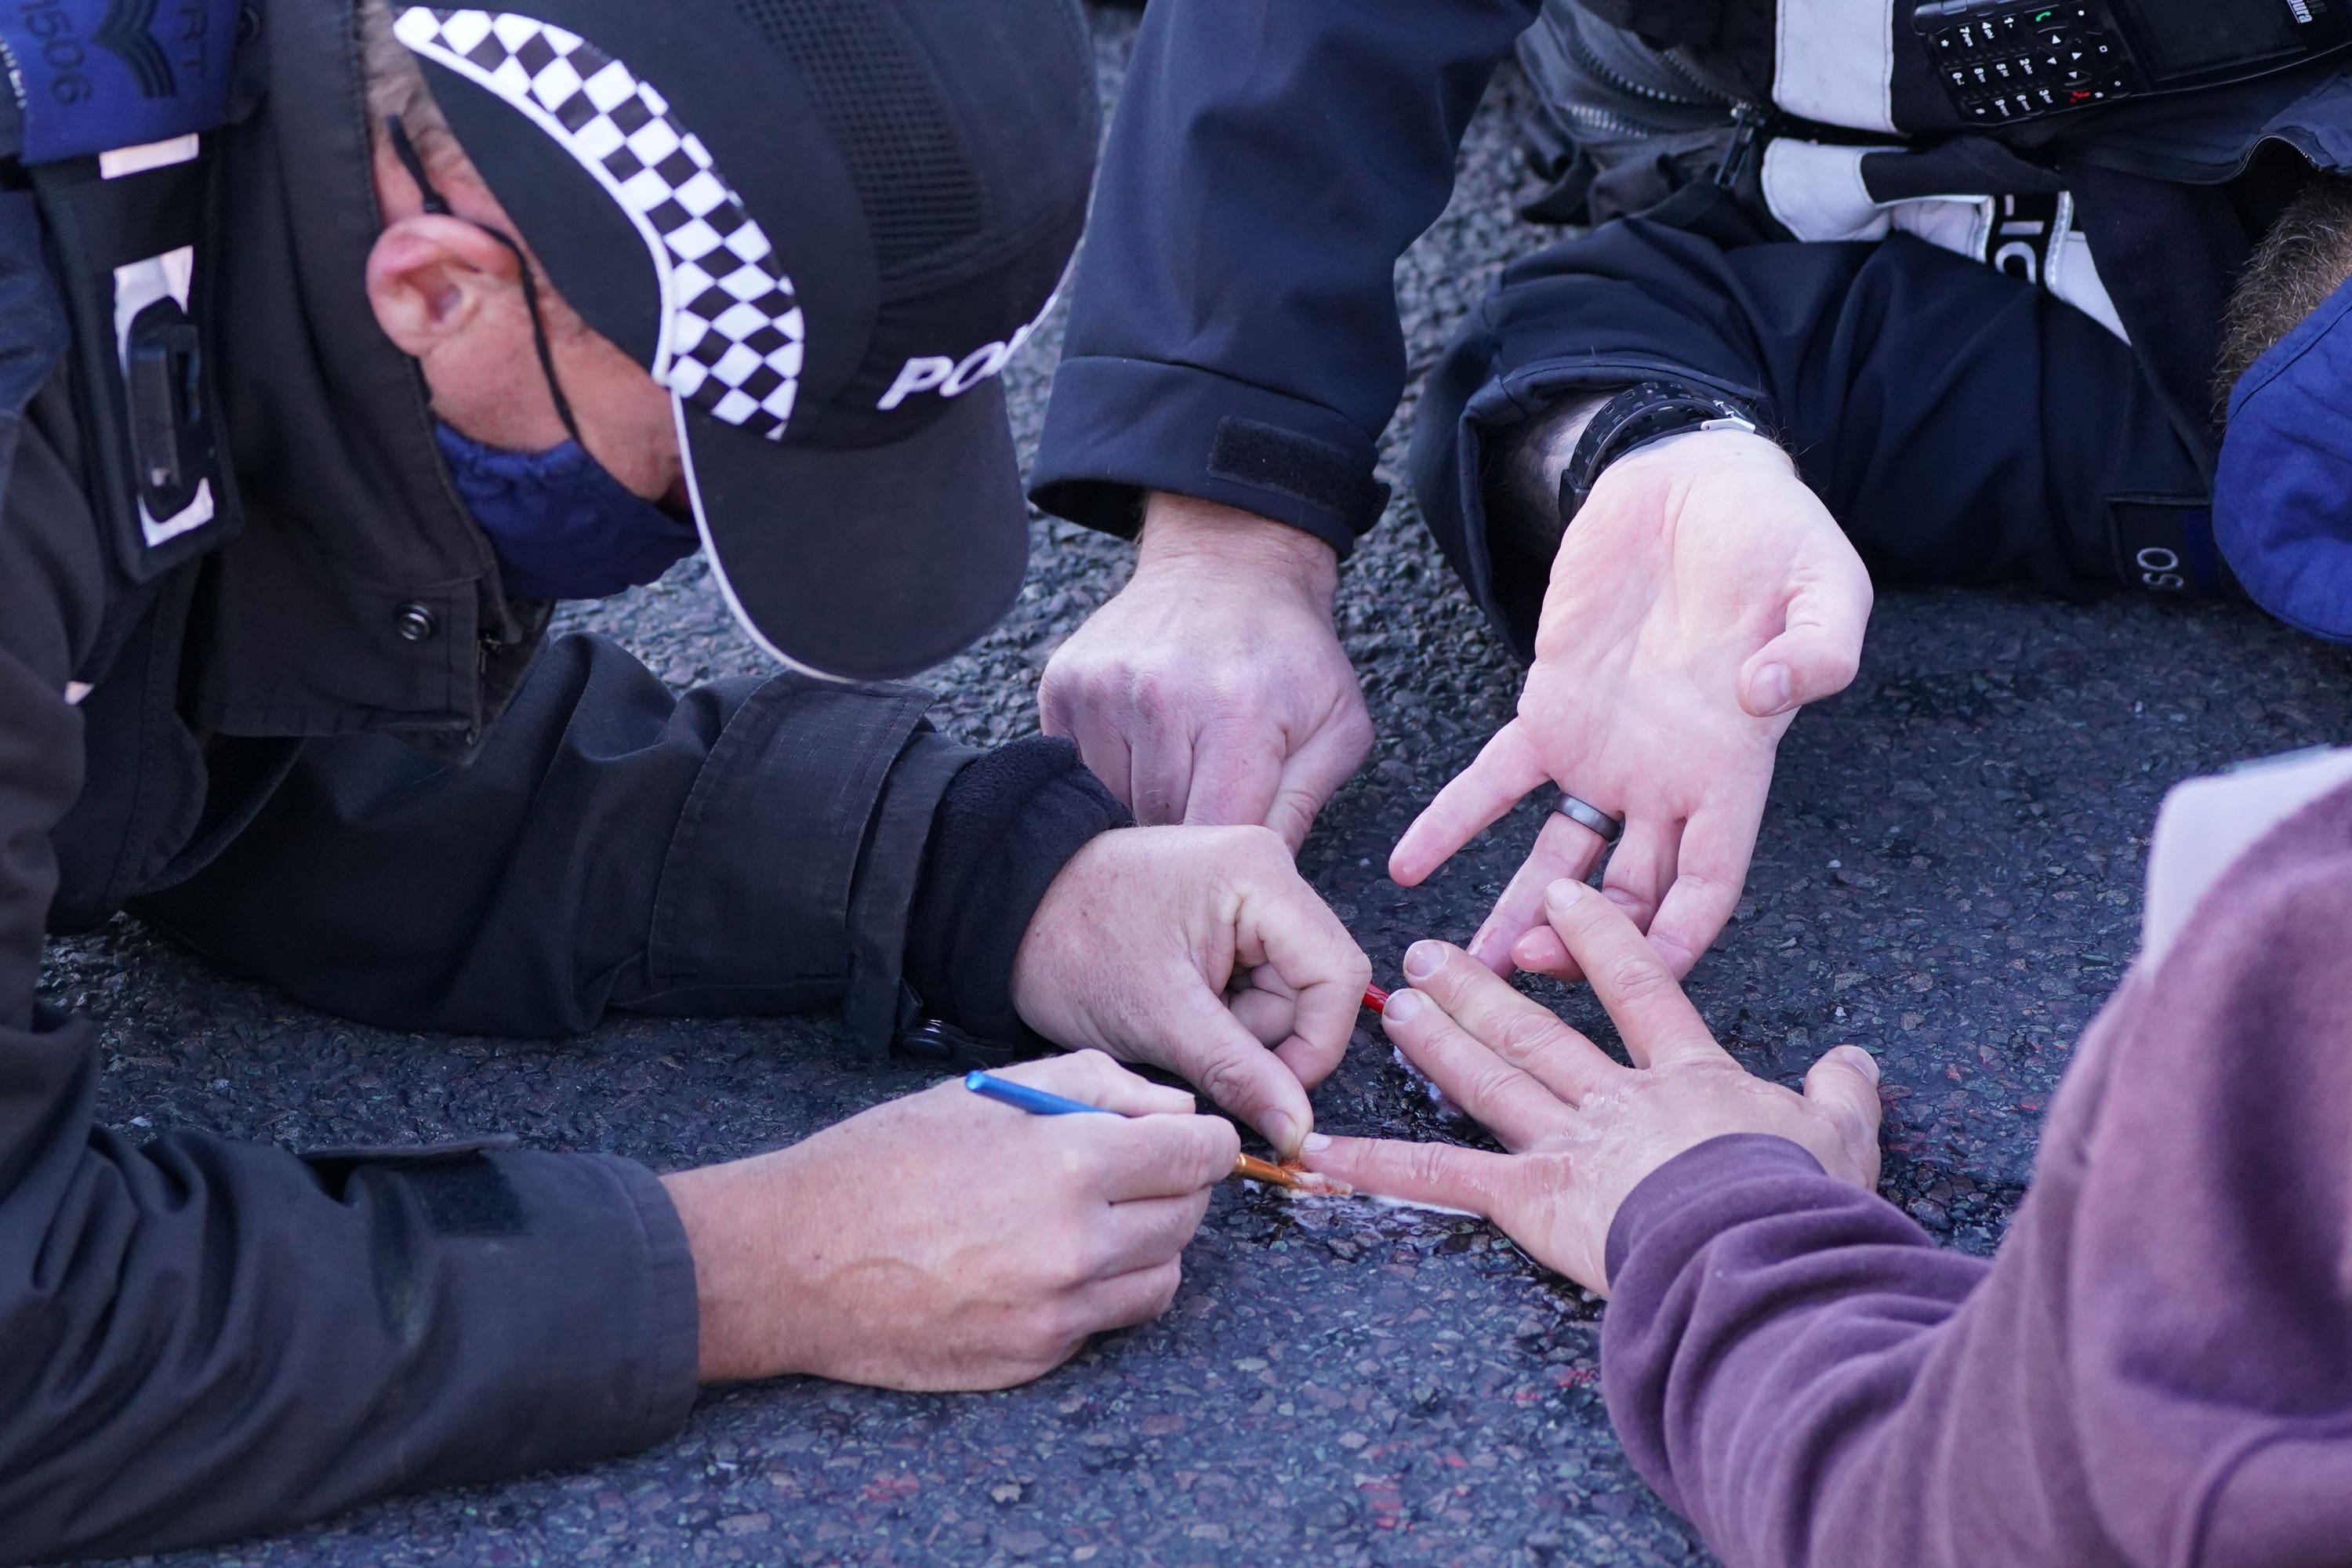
[
  {"x1": 2215, "y1": 273, "x2": 2352, "y2": 643},
  {"x1": 434, "y1": 423, "x2": 700, "y2": 602}
]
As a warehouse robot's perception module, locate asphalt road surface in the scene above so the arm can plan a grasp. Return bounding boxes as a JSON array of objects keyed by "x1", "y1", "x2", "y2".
[{"x1": 60, "y1": 10, "x2": 2352, "y2": 1567}]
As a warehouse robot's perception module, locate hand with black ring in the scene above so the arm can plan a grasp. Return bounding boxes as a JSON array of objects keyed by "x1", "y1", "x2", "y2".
[{"x1": 1391, "y1": 428, "x2": 1871, "y2": 981}]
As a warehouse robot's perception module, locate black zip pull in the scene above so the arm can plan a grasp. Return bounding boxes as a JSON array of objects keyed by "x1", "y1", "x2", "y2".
[
  {"x1": 897, "y1": 1016, "x2": 1029, "y2": 1069},
  {"x1": 896, "y1": 1018, "x2": 971, "y2": 1062},
  {"x1": 1715, "y1": 101, "x2": 1771, "y2": 190}
]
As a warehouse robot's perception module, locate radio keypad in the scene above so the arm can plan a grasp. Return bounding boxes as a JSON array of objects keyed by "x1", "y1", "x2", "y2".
[{"x1": 1926, "y1": 2, "x2": 2131, "y2": 122}]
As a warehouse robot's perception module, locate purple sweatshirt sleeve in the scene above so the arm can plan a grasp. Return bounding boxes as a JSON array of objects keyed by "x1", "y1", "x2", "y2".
[{"x1": 1599, "y1": 779, "x2": 2352, "y2": 1568}]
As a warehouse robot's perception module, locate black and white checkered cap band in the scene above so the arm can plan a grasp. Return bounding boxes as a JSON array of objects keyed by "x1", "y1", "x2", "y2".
[{"x1": 394, "y1": 7, "x2": 804, "y2": 439}]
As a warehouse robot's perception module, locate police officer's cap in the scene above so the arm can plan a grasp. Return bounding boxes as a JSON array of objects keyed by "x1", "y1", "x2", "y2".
[{"x1": 395, "y1": 0, "x2": 1095, "y2": 681}]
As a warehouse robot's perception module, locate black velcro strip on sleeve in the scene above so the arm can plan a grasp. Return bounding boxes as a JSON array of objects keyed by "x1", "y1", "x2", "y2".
[
  {"x1": 1206, "y1": 417, "x2": 1389, "y2": 524},
  {"x1": 401, "y1": 1153, "x2": 527, "y2": 1237}
]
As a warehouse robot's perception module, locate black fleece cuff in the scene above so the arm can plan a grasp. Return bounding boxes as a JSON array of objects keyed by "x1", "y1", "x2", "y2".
[{"x1": 902, "y1": 735, "x2": 1131, "y2": 1044}]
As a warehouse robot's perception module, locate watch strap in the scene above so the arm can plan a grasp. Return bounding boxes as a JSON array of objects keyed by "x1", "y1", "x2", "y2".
[{"x1": 1559, "y1": 381, "x2": 1765, "y2": 522}]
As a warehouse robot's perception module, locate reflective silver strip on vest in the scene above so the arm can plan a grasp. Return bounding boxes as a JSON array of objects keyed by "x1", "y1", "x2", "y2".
[
  {"x1": 1774, "y1": 0, "x2": 1897, "y2": 132},
  {"x1": 1759, "y1": 138, "x2": 2129, "y2": 343}
]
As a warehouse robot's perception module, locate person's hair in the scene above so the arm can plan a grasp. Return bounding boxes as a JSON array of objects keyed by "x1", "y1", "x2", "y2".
[
  {"x1": 2215, "y1": 172, "x2": 2352, "y2": 416},
  {"x1": 355, "y1": 0, "x2": 465, "y2": 177}
]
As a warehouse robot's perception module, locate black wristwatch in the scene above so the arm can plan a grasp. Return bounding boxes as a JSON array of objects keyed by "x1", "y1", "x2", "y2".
[{"x1": 1559, "y1": 380, "x2": 1766, "y2": 522}]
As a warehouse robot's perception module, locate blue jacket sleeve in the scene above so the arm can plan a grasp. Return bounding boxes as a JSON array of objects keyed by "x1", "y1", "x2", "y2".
[{"x1": 1028, "y1": 0, "x2": 1541, "y2": 557}]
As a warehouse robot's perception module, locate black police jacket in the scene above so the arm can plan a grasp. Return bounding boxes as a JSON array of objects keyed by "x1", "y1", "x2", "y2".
[
  {"x1": 0, "y1": 2, "x2": 1115, "y2": 1559},
  {"x1": 1029, "y1": 0, "x2": 2352, "y2": 573}
]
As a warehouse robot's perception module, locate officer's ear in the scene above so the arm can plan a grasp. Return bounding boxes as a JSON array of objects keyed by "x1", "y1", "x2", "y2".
[{"x1": 365, "y1": 214, "x2": 532, "y2": 361}]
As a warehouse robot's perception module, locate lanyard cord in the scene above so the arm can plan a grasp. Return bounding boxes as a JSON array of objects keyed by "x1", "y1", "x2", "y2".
[{"x1": 383, "y1": 114, "x2": 585, "y2": 448}]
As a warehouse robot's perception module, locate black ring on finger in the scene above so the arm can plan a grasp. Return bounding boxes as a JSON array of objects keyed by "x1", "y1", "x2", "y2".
[{"x1": 1553, "y1": 791, "x2": 1624, "y2": 845}]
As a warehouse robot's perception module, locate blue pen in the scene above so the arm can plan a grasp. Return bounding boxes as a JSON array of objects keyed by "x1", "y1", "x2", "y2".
[
  {"x1": 963, "y1": 1069, "x2": 1115, "y2": 1118},
  {"x1": 961, "y1": 1070, "x2": 1342, "y2": 1192}
]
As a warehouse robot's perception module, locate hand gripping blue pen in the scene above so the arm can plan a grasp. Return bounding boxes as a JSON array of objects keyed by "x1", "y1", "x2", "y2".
[{"x1": 960, "y1": 1070, "x2": 1344, "y2": 1192}]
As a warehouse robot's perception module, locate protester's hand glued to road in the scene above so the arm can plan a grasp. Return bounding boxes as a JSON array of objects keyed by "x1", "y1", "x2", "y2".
[
  {"x1": 662, "y1": 1051, "x2": 1238, "y2": 1389},
  {"x1": 1302, "y1": 880, "x2": 1882, "y2": 1294},
  {"x1": 1391, "y1": 428, "x2": 1871, "y2": 982},
  {"x1": 1040, "y1": 492, "x2": 1374, "y2": 854},
  {"x1": 1010, "y1": 822, "x2": 1373, "y2": 1159}
]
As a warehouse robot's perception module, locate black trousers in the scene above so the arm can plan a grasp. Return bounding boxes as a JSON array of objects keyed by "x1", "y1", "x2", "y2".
[{"x1": 1405, "y1": 195, "x2": 2212, "y2": 660}]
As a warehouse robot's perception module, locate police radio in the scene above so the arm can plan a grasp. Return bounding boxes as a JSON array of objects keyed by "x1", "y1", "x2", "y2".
[
  {"x1": 0, "y1": 0, "x2": 251, "y2": 582},
  {"x1": 1916, "y1": 0, "x2": 2351, "y2": 124}
]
